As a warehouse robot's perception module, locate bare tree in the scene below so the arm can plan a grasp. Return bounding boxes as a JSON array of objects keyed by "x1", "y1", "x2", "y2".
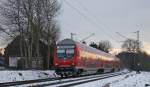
[
  {"x1": 98, "y1": 40, "x2": 112, "y2": 53},
  {"x1": 89, "y1": 40, "x2": 112, "y2": 53},
  {"x1": 122, "y1": 39, "x2": 141, "y2": 52},
  {"x1": 42, "y1": 0, "x2": 60, "y2": 68},
  {"x1": 0, "y1": 0, "x2": 61, "y2": 69},
  {"x1": 0, "y1": 0, "x2": 25, "y2": 57},
  {"x1": 41, "y1": 21, "x2": 60, "y2": 68}
]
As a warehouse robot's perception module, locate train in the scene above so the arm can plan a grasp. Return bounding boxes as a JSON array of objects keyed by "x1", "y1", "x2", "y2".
[{"x1": 53, "y1": 39, "x2": 121, "y2": 77}]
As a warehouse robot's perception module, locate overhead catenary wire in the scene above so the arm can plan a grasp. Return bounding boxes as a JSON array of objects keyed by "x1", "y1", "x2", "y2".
[
  {"x1": 80, "y1": 33, "x2": 95, "y2": 42},
  {"x1": 115, "y1": 32, "x2": 138, "y2": 43},
  {"x1": 116, "y1": 32, "x2": 129, "y2": 39},
  {"x1": 74, "y1": 0, "x2": 118, "y2": 40},
  {"x1": 63, "y1": 0, "x2": 119, "y2": 42},
  {"x1": 60, "y1": 21, "x2": 79, "y2": 40}
]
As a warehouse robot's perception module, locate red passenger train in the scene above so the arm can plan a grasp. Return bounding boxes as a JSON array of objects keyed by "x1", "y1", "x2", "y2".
[{"x1": 53, "y1": 39, "x2": 120, "y2": 77}]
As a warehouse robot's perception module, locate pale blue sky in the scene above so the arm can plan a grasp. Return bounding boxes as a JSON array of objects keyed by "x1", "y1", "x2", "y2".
[{"x1": 57, "y1": 0, "x2": 150, "y2": 51}]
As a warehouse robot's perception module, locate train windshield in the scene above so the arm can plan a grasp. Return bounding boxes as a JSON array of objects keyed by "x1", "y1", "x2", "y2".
[{"x1": 56, "y1": 46, "x2": 75, "y2": 58}]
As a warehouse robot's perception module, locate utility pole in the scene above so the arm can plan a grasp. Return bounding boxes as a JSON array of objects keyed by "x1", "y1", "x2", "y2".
[
  {"x1": 134, "y1": 31, "x2": 140, "y2": 52},
  {"x1": 134, "y1": 30, "x2": 140, "y2": 71},
  {"x1": 70, "y1": 33, "x2": 76, "y2": 40}
]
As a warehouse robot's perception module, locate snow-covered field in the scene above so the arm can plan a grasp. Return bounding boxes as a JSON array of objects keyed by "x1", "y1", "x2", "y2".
[
  {"x1": 74, "y1": 71, "x2": 150, "y2": 87},
  {"x1": 0, "y1": 70, "x2": 57, "y2": 83}
]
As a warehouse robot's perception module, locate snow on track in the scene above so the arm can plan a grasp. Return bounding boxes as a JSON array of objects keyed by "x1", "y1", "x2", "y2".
[
  {"x1": 72, "y1": 71, "x2": 133, "y2": 87},
  {"x1": 1, "y1": 69, "x2": 150, "y2": 87},
  {"x1": 73, "y1": 71, "x2": 150, "y2": 87},
  {"x1": 4, "y1": 70, "x2": 128, "y2": 87}
]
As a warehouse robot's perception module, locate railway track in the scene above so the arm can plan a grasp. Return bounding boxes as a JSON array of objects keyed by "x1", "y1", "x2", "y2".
[{"x1": 0, "y1": 70, "x2": 130, "y2": 87}]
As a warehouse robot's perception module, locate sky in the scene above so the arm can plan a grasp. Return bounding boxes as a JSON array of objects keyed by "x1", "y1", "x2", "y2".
[
  {"x1": 0, "y1": 0, "x2": 150, "y2": 54},
  {"x1": 57, "y1": 0, "x2": 150, "y2": 54}
]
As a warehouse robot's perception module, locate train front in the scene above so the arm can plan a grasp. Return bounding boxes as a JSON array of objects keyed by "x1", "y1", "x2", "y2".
[{"x1": 53, "y1": 39, "x2": 77, "y2": 77}]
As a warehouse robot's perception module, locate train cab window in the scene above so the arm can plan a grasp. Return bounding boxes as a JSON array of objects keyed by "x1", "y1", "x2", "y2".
[
  {"x1": 66, "y1": 49, "x2": 74, "y2": 58},
  {"x1": 56, "y1": 48, "x2": 74, "y2": 58},
  {"x1": 57, "y1": 49, "x2": 66, "y2": 58}
]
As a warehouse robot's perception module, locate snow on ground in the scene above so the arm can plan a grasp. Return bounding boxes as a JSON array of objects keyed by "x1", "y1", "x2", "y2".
[
  {"x1": 110, "y1": 72, "x2": 150, "y2": 87},
  {"x1": 0, "y1": 70, "x2": 57, "y2": 83},
  {"x1": 74, "y1": 71, "x2": 150, "y2": 87},
  {"x1": 1, "y1": 70, "x2": 150, "y2": 87}
]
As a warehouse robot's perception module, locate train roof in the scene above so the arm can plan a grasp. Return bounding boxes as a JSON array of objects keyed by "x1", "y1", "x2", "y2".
[
  {"x1": 57, "y1": 39, "x2": 119, "y2": 60},
  {"x1": 57, "y1": 39, "x2": 76, "y2": 46}
]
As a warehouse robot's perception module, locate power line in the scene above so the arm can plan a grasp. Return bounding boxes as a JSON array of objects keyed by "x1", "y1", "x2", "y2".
[
  {"x1": 63, "y1": 0, "x2": 118, "y2": 42},
  {"x1": 74, "y1": 0, "x2": 118, "y2": 39},
  {"x1": 80, "y1": 33, "x2": 95, "y2": 42},
  {"x1": 116, "y1": 32, "x2": 129, "y2": 39}
]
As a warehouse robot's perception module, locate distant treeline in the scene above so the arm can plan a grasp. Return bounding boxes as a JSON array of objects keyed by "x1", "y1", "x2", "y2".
[{"x1": 117, "y1": 51, "x2": 150, "y2": 71}]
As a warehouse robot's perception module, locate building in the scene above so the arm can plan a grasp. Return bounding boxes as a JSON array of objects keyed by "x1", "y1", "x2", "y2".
[{"x1": 4, "y1": 36, "x2": 49, "y2": 69}]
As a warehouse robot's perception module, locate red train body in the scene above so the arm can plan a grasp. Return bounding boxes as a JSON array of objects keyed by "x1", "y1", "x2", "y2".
[{"x1": 53, "y1": 39, "x2": 120, "y2": 77}]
